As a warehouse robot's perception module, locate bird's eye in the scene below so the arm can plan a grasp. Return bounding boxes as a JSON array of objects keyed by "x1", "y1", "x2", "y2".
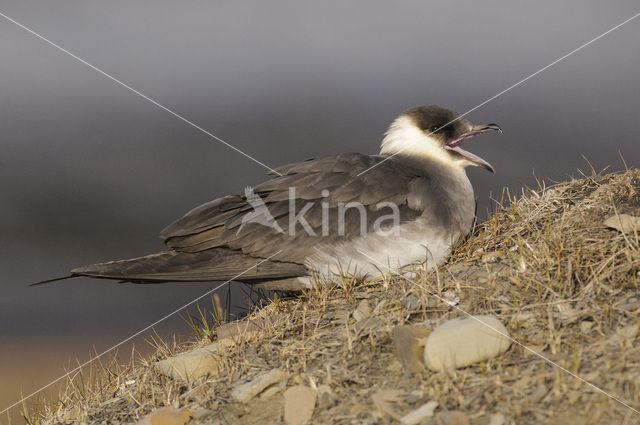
[{"x1": 429, "y1": 125, "x2": 440, "y2": 133}]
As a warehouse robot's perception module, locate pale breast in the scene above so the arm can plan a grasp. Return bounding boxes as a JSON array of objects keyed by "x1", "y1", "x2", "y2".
[{"x1": 303, "y1": 173, "x2": 474, "y2": 284}]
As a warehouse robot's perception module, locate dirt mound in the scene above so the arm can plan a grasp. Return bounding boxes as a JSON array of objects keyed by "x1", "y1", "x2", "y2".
[{"x1": 37, "y1": 169, "x2": 640, "y2": 425}]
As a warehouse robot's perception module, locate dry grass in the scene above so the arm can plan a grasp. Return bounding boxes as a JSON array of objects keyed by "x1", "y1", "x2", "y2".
[{"x1": 27, "y1": 168, "x2": 640, "y2": 425}]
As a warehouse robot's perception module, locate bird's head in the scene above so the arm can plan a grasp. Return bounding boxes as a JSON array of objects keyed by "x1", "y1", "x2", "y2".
[{"x1": 380, "y1": 105, "x2": 502, "y2": 172}]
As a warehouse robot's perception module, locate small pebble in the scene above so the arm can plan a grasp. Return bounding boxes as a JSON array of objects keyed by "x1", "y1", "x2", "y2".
[
  {"x1": 441, "y1": 291, "x2": 460, "y2": 307},
  {"x1": 579, "y1": 320, "x2": 594, "y2": 333},
  {"x1": 353, "y1": 300, "x2": 371, "y2": 322},
  {"x1": 401, "y1": 295, "x2": 421, "y2": 310}
]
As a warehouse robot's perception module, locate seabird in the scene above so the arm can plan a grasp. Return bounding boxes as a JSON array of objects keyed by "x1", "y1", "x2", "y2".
[{"x1": 37, "y1": 105, "x2": 501, "y2": 291}]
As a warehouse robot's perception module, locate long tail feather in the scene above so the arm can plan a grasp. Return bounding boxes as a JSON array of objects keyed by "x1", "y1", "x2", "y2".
[{"x1": 30, "y1": 274, "x2": 80, "y2": 286}]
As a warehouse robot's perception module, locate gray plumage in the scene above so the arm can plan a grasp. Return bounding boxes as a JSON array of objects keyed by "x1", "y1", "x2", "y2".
[{"x1": 38, "y1": 106, "x2": 501, "y2": 290}]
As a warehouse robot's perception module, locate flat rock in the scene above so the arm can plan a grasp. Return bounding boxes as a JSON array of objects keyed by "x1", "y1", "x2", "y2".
[
  {"x1": 216, "y1": 319, "x2": 262, "y2": 340},
  {"x1": 423, "y1": 315, "x2": 511, "y2": 371},
  {"x1": 134, "y1": 408, "x2": 193, "y2": 425},
  {"x1": 399, "y1": 400, "x2": 438, "y2": 425},
  {"x1": 260, "y1": 384, "x2": 283, "y2": 400},
  {"x1": 604, "y1": 214, "x2": 640, "y2": 233},
  {"x1": 392, "y1": 325, "x2": 429, "y2": 375},
  {"x1": 284, "y1": 385, "x2": 317, "y2": 425},
  {"x1": 231, "y1": 368, "x2": 287, "y2": 402},
  {"x1": 436, "y1": 411, "x2": 470, "y2": 425},
  {"x1": 352, "y1": 300, "x2": 372, "y2": 322},
  {"x1": 154, "y1": 343, "x2": 226, "y2": 381}
]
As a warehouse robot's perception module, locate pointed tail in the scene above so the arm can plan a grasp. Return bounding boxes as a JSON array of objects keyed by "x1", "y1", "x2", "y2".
[
  {"x1": 30, "y1": 274, "x2": 81, "y2": 286},
  {"x1": 32, "y1": 249, "x2": 306, "y2": 285}
]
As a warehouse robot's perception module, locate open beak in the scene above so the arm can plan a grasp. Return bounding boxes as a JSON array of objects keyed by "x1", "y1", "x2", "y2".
[{"x1": 444, "y1": 123, "x2": 502, "y2": 173}]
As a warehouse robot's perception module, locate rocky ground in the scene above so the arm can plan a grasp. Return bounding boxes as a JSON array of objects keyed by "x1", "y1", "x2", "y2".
[{"x1": 26, "y1": 169, "x2": 640, "y2": 425}]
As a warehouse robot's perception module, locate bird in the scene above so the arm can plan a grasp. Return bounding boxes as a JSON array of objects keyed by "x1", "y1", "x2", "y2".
[{"x1": 35, "y1": 105, "x2": 501, "y2": 291}]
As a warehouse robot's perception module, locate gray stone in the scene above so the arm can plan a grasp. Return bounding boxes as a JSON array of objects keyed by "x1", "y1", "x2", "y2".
[
  {"x1": 606, "y1": 324, "x2": 638, "y2": 345},
  {"x1": 401, "y1": 295, "x2": 421, "y2": 310},
  {"x1": 352, "y1": 300, "x2": 371, "y2": 322},
  {"x1": 436, "y1": 411, "x2": 470, "y2": 425},
  {"x1": 231, "y1": 369, "x2": 287, "y2": 402}
]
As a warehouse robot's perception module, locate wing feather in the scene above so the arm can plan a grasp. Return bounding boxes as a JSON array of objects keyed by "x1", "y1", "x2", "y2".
[{"x1": 160, "y1": 154, "x2": 429, "y2": 263}]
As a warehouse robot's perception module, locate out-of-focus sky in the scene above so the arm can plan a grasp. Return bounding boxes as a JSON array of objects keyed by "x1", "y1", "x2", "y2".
[{"x1": 1, "y1": 0, "x2": 639, "y2": 418}]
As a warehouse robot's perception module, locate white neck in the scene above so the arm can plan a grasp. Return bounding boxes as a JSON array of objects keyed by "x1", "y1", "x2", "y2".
[{"x1": 380, "y1": 116, "x2": 467, "y2": 170}]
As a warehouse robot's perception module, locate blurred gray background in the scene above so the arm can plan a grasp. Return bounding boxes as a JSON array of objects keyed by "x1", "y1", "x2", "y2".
[{"x1": 1, "y1": 0, "x2": 639, "y2": 417}]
